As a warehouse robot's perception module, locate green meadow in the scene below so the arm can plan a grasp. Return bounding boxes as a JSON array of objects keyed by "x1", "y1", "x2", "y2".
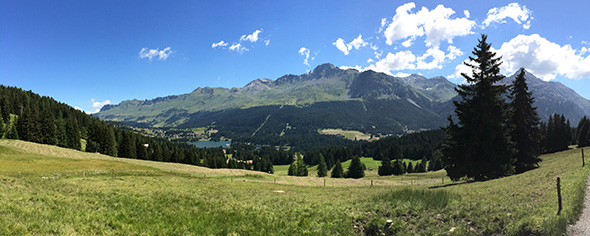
[{"x1": 0, "y1": 139, "x2": 588, "y2": 235}]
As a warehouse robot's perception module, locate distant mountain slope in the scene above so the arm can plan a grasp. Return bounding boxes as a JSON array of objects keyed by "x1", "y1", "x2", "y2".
[
  {"x1": 97, "y1": 64, "x2": 590, "y2": 143},
  {"x1": 98, "y1": 64, "x2": 449, "y2": 129}
]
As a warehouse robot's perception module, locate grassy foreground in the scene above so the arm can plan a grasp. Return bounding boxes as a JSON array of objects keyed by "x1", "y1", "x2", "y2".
[{"x1": 0, "y1": 140, "x2": 588, "y2": 235}]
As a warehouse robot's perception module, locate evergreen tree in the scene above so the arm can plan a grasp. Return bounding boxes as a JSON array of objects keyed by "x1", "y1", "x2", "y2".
[
  {"x1": 118, "y1": 131, "x2": 137, "y2": 158},
  {"x1": 346, "y1": 156, "x2": 364, "y2": 178},
  {"x1": 7, "y1": 122, "x2": 18, "y2": 139},
  {"x1": 406, "y1": 162, "x2": 414, "y2": 173},
  {"x1": 392, "y1": 159, "x2": 405, "y2": 175},
  {"x1": 317, "y1": 154, "x2": 328, "y2": 177},
  {"x1": 442, "y1": 34, "x2": 516, "y2": 181},
  {"x1": 0, "y1": 112, "x2": 4, "y2": 138},
  {"x1": 577, "y1": 116, "x2": 590, "y2": 147},
  {"x1": 296, "y1": 155, "x2": 308, "y2": 176},
  {"x1": 55, "y1": 118, "x2": 67, "y2": 147},
  {"x1": 65, "y1": 117, "x2": 81, "y2": 150},
  {"x1": 0, "y1": 95, "x2": 10, "y2": 122},
  {"x1": 331, "y1": 160, "x2": 344, "y2": 178},
  {"x1": 39, "y1": 108, "x2": 56, "y2": 145},
  {"x1": 510, "y1": 68, "x2": 542, "y2": 173},
  {"x1": 288, "y1": 162, "x2": 297, "y2": 176},
  {"x1": 378, "y1": 158, "x2": 394, "y2": 176},
  {"x1": 543, "y1": 114, "x2": 571, "y2": 153}
]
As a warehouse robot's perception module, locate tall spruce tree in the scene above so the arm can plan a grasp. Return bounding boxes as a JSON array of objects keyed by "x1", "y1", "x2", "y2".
[
  {"x1": 510, "y1": 68, "x2": 542, "y2": 173},
  {"x1": 346, "y1": 156, "x2": 365, "y2": 178},
  {"x1": 442, "y1": 34, "x2": 516, "y2": 181},
  {"x1": 317, "y1": 154, "x2": 328, "y2": 177},
  {"x1": 378, "y1": 158, "x2": 394, "y2": 176},
  {"x1": 331, "y1": 159, "x2": 344, "y2": 178}
]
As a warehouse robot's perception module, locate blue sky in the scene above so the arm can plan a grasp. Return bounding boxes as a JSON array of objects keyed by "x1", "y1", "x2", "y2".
[{"x1": 2, "y1": 0, "x2": 590, "y2": 113}]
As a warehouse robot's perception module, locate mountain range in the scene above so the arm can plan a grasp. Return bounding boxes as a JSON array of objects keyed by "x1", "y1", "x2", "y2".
[{"x1": 97, "y1": 63, "x2": 590, "y2": 145}]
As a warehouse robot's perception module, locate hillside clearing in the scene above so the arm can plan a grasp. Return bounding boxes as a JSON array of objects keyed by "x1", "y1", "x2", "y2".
[{"x1": 1, "y1": 140, "x2": 588, "y2": 235}]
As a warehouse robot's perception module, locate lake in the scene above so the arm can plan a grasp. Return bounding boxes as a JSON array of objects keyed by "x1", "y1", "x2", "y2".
[{"x1": 189, "y1": 140, "x2": 231, "y2": 148}]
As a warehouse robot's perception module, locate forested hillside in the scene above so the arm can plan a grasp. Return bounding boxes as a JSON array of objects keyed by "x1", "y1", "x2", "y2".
[{"x1": 0, "y1": 85, "x2": 287, "y2": 173}]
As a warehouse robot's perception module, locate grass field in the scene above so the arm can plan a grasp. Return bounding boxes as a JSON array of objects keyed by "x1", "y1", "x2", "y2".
[{"x1": 1, "y1": 139, "x2": 588, "y2": 235}]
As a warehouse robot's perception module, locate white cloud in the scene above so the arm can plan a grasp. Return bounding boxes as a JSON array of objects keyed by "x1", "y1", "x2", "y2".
[
  {"x1": 86, "y1": 99, "x2": 111, "y2": 114},
  {"x1": 379, "y1": 18, "x2": 388, "y2": 33},
  {"x1": 450, "y1": 34, "x2": 590, "y2": 81},
  {"x1": 240, "y1": 29, "x2": 263, "y2": 42},
  {"x1": 298, "y1": 47, "x2": 311, "y2": 66},
  {"x1": 333, "y1": 38, "x2": 350, "y2": 55},
  {"x1": 367, "y1": 45, "x2": 462, "y2": 74},
  {"x1": 212, "y1": 41, "x2": 228, "y2": 48},
  {"x1": 464, "y1": 10, "x2": 470, "y2": 18},
  {"x1": 367, "y1": 58, "x2": 374, "y2": 63},
  {"x1": 264, "y1": 39, "x2": 271, "y2": 46},
  {"x1": 383, "y1": 3, "x2": 475, "y2": 47},
  {"x1": 229, "y1": 43, "x2": 248, "y2": 53},
  {"x1": 394, "y1": 72, "x2": 411, "y2": 77},
  {"x1": 497, "y1": 34, "x2": 590, "y2": 80},
  {"x1": 138, "y1": 47, "x2": 172, "y2": 61},
  {"x1": 483, "y1": 3, "x2": 532, "y2": 29},
  {"x1": 333, "y1": 34, "x2": 368, "y2": 55},
  {"x1": 368, "y1": 50, "x2": 417, "y2": 73}
]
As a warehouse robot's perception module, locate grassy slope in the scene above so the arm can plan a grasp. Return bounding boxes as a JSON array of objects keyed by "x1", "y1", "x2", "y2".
[{"x1": 1, "y1": 140, "x2": 588, "y2": 235}]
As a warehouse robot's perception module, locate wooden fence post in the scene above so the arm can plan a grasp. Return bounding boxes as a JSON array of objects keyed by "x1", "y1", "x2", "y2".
[
  {"x1": 323, "y1": 179, "x2": 326, "y2": 187},
  {"x1": 371, "y1": 179, "x2": 373, "y2": 187},
  {"x1": 583, "y1": 149, "x2": 585, "y2": 167},
  {"x1": 83, "y1": 170, "x2": 86, "y2": 178},
  {"x1": 18, "y1": 172, "x2": 21, "y2": 179},
  {"x1": 557, "y1": 177, "x2": 562, "y2": 215},
  {"x1": 112, "y1": 169, "x2": 115, "y2": 178}
]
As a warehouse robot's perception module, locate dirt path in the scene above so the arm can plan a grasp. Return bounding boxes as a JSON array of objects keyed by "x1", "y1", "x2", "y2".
[{"x1": 567, "y1": 174, "x2": 590, "y2": 235}]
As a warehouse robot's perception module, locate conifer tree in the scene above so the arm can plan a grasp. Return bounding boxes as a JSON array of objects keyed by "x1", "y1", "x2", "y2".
[
  {"x1": 346, "y1": 156, "x2": 364, "y2": 178},
  {"x1": 39, "y1": 108, "x2": 56, "y2": 145},
  {"x1": 378, "y1": 158, "x2": 394, "y2": 176},
  {"x1": 331, "y1": 159, "x2": 344, "y2": 178},
  {"x1": 65, "y1": 117, "x2": 81, "y2": 150},
  {"x1": 392, "y1": 159, "x2": 405, "y2": 175},
  {"x1": 442, "y1": 34, "x2": 516, "y2": 181},
  {"x1": 7, "y1": 122, "x2": 18, "y2": 139},
  {"x1": 0, "y1": 111, "x2": 4, "y2": 138},
  {"x1": 288, "y1": 161, "x2": 297, "y2": 176},
  {"x1": 55, "y1": 118, "x2": 67, "y2": 147},
  {"x1": 576, "y1": 116, "x2": 590, "y2": 147},
  {"x1": 406, "y1": 162, "x2": 414, "y2": 173},
  {"x1": 510, "y1": 68, "x2": 542, "y2": 173},
  {"x1": 317, "y1": 154, "x2": 328, "y2": 177},
  {"x1": 0, "y1": 96, "x2": 9, "y2": 122},
  {"x1": 296, "y1": 155, "x2": 308, "y2": 176}
]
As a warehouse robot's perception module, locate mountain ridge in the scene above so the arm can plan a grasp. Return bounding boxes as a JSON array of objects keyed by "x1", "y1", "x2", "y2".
[{"x1": 98, "y1": 64, "x2": 590, "y2": 137}]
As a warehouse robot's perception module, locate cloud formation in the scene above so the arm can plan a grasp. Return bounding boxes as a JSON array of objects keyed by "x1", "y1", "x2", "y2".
[
  {"x1": 211, "y1": 41, "x2": 228, "y2": 48},
  {"x1": 333, "y1": 34, "x2": 368, "y2": 55},
  {"x1": 383, "y1": 2, "x2": 475, "y2": 48},
  {"x1": 483, "y1": 3, "x2": 532, "y2": 29},
  {"x1": 449, "y1": 34, "x2": 590, "y2": 81},
  {"x1": 138, "y1": 47, "x2": 172, "y2": 61},
  {"x1": 86, "y1": 98, "x2": 111, "y2": 114},
  {"x1": 366, "y1": 45, "x2": 463, "y2": 74},
  {"x1": 212, "y1": 29, "x2": 267, "y2": 53},
  {"x1": 229, "y1": 43, "x2": 248, "y2": 53},
  {"x1": 299, "y1": 47, "x2": 311, "y2": 66},
  {"x1": 497, "y1": 34, "x2": 590, "y2": 80},
  {"x1": 240, "y1": 29, "x2": 263, "y2": 42}
]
